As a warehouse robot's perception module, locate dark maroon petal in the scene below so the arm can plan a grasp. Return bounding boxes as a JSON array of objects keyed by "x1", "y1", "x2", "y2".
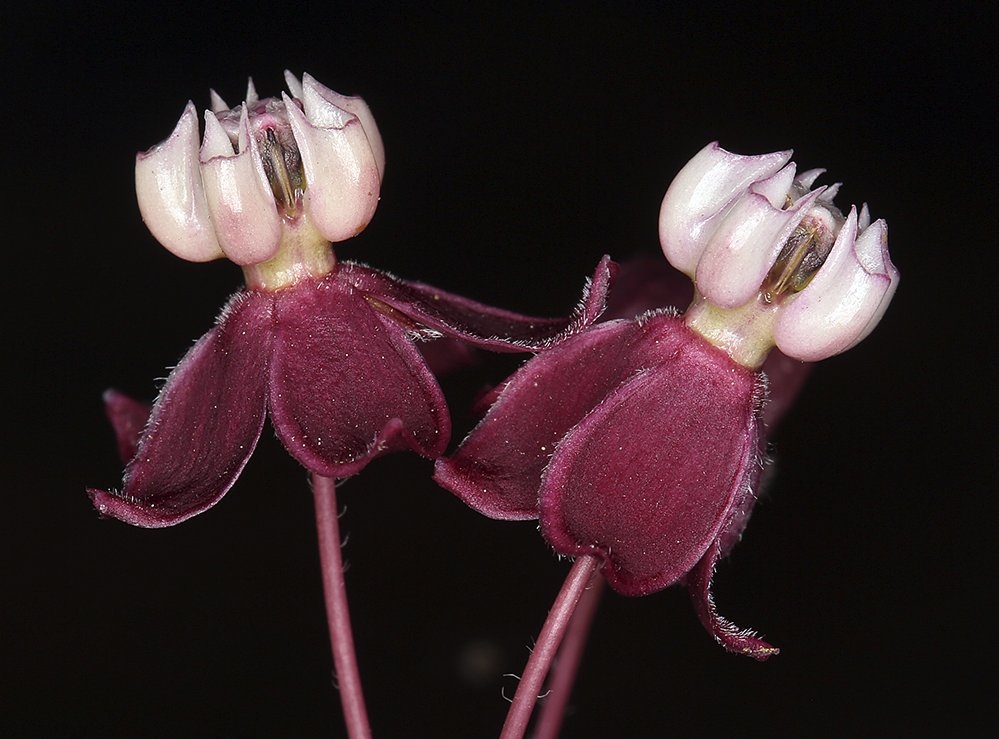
[
  {"x1": 434, "y1": 319, "x2": 656, "y2": 520},
  {"x1": 712, "y1": 443, "x2": 768, "y2": 560},
  {"x1": 89, "y1": 291, "x2": 273, "y2": 527},
  {"x1": 686, "y1": 537, "x2": 779, "y2": 660},
  {"x1": 268, "y1": 274, "x2": 450, "y2": 478},
  {"x1": 102, "y1": 389, "x2": 152, "y2": 464},
  {"x1": 416, "y1": 336, "x2": 480, "y2": 377},
  {"x1": 759, "y1": 350, "x2": 812, "y2": 430},
  {"x1": 603, "y1": 254, "x2": 694, "y2": 320},
  {"x1": 539, "y1": 327, "x2": 762, "y2": 596},
  {"x1": 338, "y1": 256, "x2": 617, "y2": 352}
]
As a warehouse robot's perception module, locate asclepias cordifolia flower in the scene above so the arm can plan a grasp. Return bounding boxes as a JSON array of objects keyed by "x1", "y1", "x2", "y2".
[
  {"x1": 435, "y1": 142, "x2": 899, "y2": 659},
  {"x1": 88, "y1": 72, "x2": 613, "y2": 528}
]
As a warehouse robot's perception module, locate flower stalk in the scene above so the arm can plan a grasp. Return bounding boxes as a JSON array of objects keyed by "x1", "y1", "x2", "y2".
[
  {"x1": 532, "y1": 573, "x2": 606, "y2": 739},
  {"x1": 312, "y1": 474, "x2": 371, "y2": 739},
  {"x1": 500, "y1": 555, "x2": 601, "y2": 739}
]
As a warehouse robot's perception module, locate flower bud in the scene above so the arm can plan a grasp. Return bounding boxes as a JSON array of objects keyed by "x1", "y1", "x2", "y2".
[
  {"x1": 660, "y1": 143, "x2": 899, "y2": 365},
  {"x1": 135, "y1": 72, "x2": 383, "y2": 266}
]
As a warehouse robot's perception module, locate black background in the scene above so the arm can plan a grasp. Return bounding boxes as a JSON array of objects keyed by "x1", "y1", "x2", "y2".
[{"x1": 4, "y1": 3, "x2": 993, "y2": 736}]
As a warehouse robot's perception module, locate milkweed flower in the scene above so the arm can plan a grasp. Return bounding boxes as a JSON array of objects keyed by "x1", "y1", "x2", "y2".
[
  {"x1": 89, "y1": 72, "x2": 613, "y2": 528},
  {"x1": 435, "y1": 142, "x2": 898, "y2": 659}
]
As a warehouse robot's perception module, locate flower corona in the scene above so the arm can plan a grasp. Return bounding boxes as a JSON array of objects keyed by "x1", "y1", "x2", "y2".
[
  {"x1": 135, "y1": 72, "x2": 384, "y2": 289},
  {"x1": 660, "y1": 142, "x2": 899, "y2": 366}
]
